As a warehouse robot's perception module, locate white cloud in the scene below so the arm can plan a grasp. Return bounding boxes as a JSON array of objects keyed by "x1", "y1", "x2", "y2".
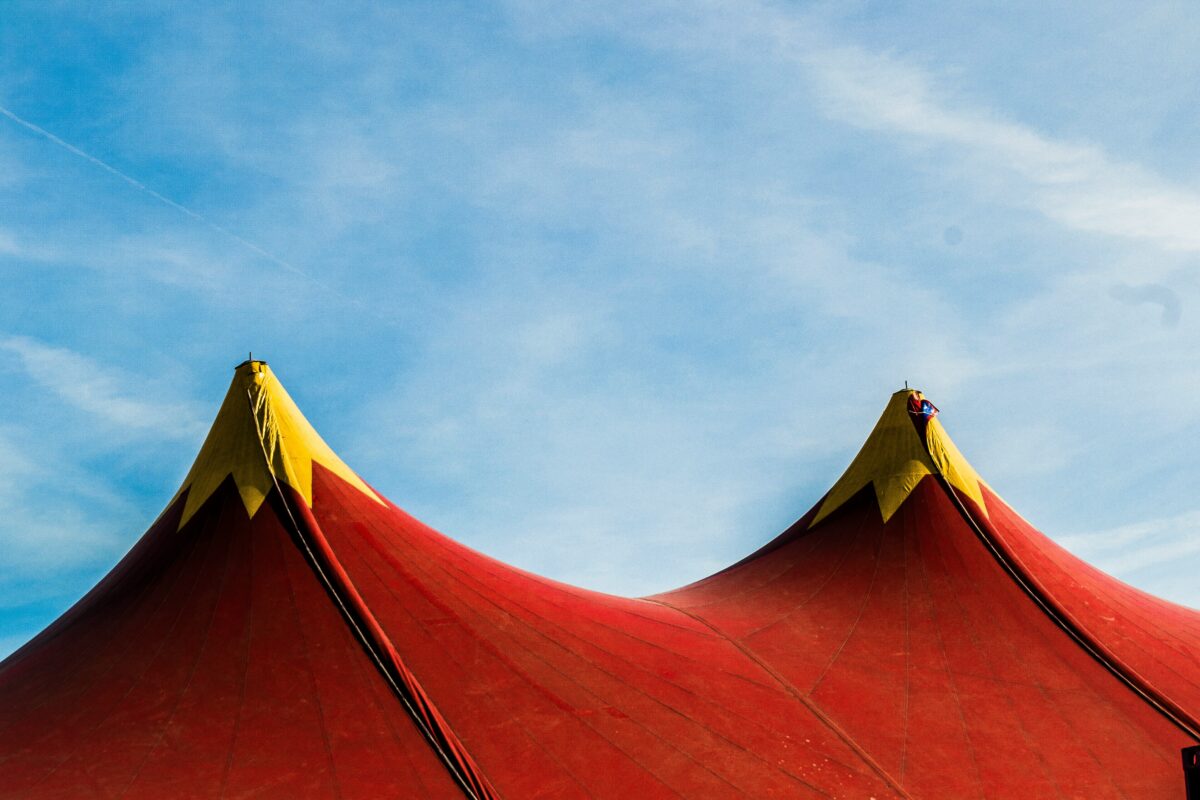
[
  {"x1": 0, "y1": 426, "x2": 130, "y2": 580},
  {"x1": 511, "y1": 2, "x2": 1200, "y2": 254},
  {"x1": 1058, "y1": 509, "x2": 1200, "y2": 606},
  {"x1": 0, "y1": 229, "x2": 22, "y2": 257},
  {"x1": 0, "y1": 336, "x2": 205, "y2": 439},
  {"x1": 2, "y1": 0, "x2": 1198, "y2": 618},
  {"x1": 800, "y1": 42, "x2": 1200, "y2": 252}
]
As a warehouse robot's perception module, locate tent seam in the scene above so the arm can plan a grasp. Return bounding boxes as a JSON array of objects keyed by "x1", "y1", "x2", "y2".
[{"x1": 644, "y1": 596, "x2": 913, "y2": 799}]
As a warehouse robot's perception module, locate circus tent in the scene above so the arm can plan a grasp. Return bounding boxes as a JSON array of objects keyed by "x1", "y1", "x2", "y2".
[{"x1": 1, "y1": 360, "x2": 1197, "y2": 798}]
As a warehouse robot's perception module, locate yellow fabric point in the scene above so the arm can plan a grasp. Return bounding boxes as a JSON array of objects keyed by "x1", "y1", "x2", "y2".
[
  {"x1": 925, "y1": 416, "x2": 989, "y2": 517},
  {"x1": 811, "y1": 390, "x2": 988, "y2": 526},
  {"x1": 174, "y1": 361, "x2": 382, "y2": 528}
]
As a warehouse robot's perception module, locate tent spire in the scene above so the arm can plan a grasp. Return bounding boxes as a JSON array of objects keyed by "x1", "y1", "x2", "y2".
[
  {"x1": 171, "y1": 360, "x2": 380, "y2": 528},
  {"x1": 810, "y1": 389, "x2": 986, "y2": 525}
]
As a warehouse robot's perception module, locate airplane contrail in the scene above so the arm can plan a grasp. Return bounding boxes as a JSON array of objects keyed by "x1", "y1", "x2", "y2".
[{"x1": 0, "y1": 103, "x2": 308, "y2": 280}]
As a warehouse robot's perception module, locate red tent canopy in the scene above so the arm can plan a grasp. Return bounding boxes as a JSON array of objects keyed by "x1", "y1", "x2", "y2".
[{"x1": 1, "y1": 361, "x2": 1197, "y2": 798}]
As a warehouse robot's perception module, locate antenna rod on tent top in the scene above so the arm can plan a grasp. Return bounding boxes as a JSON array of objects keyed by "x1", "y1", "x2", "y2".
[{"x1": 234, "y1": 353, "x2": 267, "y2": 370}]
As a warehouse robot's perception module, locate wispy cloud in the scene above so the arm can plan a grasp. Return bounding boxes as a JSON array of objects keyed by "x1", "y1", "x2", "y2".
[
  {"x1": 800, "y1": 41, "x2": 1200, "y2": 252},
  {"x1": 0, "y1": 229, "x2": 22, "y2": 257},
  {"x1": 0, "y1": 426, "x2": 132, "y2": 660},
  {"x1": 1058, "y1": 510, "x2": 1200, "y2": 608},
  {"x1": 2, "y1": 0, "x2": 1199, "y2": 624},
  {"x1": 518, "y1": 2, "x2": 1200, "y2": 254},
  {"x1": 0, "y1": 336, "x2": 205, "y2": 439},
  {"x1": 1109, "y1": 282, "x2": 1182, "y2": 328},
  {"x1": 0, "y1": 342, "x2": 195, "y2": 655},
  {"x1": 0, "y1": 426, "x2": 129, "y2": 595}
]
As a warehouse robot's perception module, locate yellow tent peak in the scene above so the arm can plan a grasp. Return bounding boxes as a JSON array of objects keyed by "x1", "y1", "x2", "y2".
[
  {"x1": 811, "y1": 389, "x2": 988, "y2": 526},
  {"x1": 173, "y1": 360, "x2": 383, "y2": 529}
]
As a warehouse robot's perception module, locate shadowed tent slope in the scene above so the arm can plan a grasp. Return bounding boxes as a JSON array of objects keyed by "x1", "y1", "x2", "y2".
[
  {"x1": 1, "y1": 367, "x2": 1197, "y2": 798},
  {"x1": 0, "y1": 479, "x2": 461, "y2": 799}
]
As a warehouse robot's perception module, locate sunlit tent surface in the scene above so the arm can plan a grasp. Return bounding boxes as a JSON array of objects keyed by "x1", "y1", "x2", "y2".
[{"x1": 1, "y1": 361, "x2": 1197, "y2": 798}]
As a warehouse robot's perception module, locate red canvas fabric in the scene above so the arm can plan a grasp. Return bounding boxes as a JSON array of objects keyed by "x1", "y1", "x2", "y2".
[
  {"x1": 978, "y1": 487, "x2": 1200, "y2": 739},
  {"x1": 1, "y1": 376, "x2": 1197, "y2": 798},
  {"x1": 0, "y1": 479, "x2": 461, "y2": 799},
  {"x1": 658, "y1": 481, "x2": 1196, "y2": 798}
]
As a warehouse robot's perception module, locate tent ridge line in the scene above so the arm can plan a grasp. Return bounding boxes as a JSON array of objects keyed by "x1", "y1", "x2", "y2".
[
  {"x1": 928, "y1": 472, "x2": 1200, "y2": 742},
  {"x1": 243, "y1": 388, "x2": 503, "y2": 800}
]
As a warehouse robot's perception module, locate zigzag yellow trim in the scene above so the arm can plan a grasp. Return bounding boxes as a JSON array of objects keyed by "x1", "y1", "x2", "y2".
[
  {"x1": 812, "y1": 390, "x2": 987, "y2": 526},
  {"x1": 174, "y1": 361, "x2": 382, "y2": 529}
]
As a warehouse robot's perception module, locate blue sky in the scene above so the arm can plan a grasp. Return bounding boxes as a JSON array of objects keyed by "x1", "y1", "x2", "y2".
[{"x1": 2, "y1": 1, "x2": 1200, "y2": 659}]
